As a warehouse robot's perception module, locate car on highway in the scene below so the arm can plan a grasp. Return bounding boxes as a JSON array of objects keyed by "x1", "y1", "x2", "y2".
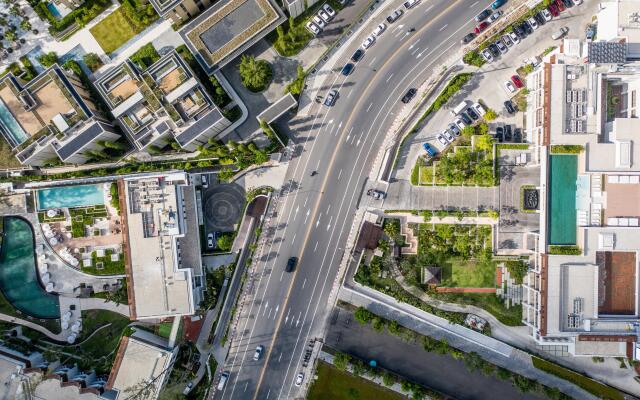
[
  {"x1": 459, "y1": 112, "x2": 472, "y2": 125},
  {"x1": 318, "y1": 9, "x2": 332, "y2": 23},
  {"x1": 448, "y1": 123, "x2": 461, "y2": 136},
  {"x1": 436, "y1": 133, "x2": 448, "y2": 146},
  {"x1": 466, "y1": 107, "x2": 479, "y2": 121},
  {"x1": 253, "y1": 345, "x2": 264, "y2": 361},
  {"x1": 312, "y1": 15, "x2": 326, "y2": 29},
  {"x1": 442, "y1": 130, "x2": 454, "y2": 143},
  {"x1": 217, "y1": 372, "x2": 230, "y2": 390},
  {"x1": 295, "y1": 373, "x2": 304, "y2": 387},
  {"x1": 508, "y1": 31, "x2": 520, "y2": 44},
  {"x1": 207, "y1": 233, "x2": 214, "y2": 249},
  {"x1": 373, "y1": 23, "x2": 386, "y2": 36},
  {"x1": 386, "y1": 9, "x2": 403, "y2": 23},
  {"x1": 527, "y1": 17, "x2": 539, "y2": 30},
  {"x1": 502, "y1": 34, "x2": 513, "y2": 47},
  {"x1": 481, "y1": 49, "x2": 494, "y2": 63},
  {"x1": 491, "y1": 0, "x2": 506, "y2": 9},
  {"x1": 423, "y1": 142, "x2": 437, "y2": 157},
  {"x1": 461, "y1": 32, "x2": 475, "y2": 44},
  {"x1": 541, "y1": 8, "x2": 552, "y2": 21},
  {"x1": 362, "y1": 35, "x2": 376, "y2": 49},
  {"x1": 504, "y1": 80, "x2": 516, "y2": 93},
  {"x1": 401, "y1": 88, "x2": 417, "y2": 103},
  {"x1": 473, "y1": 102, "x2": 487, "y2": 117},
  {"x1": 351, "y1": 48, "x2": 364, "y2": 62},
  {"x1": 487, "y1": 10, "x2": 502, "y2": 23},
  {"x1": 341, "y1": 63, "x2": 354, "y2": 76},
  {"x1": 323, "y1": 3, "x2": 336, "y2": 17},
  {"x1": 475, "y1": 9, "x2": 491, "y2": 22},
  {"x1": 504, "y1": 100, "x2": 516, "y2": 114},
  {"x1": 367, "y1": 189, "x2": 386, "y2": 199},
  {"x1": 586, "y1": 25, "x2": 595, "y2": 40},
  {"x1": 495, "y1": 40, "x2": 508, "y2": 54},
  {"x1": 404, "y1": 0, "x2": 419, "y2": 9},
  {"x1": 453, "y1": 117, "x2": 467, "y2": 130},
  {"x1": 324, "y1": 89, "x2": 338, "y2": 106},
  {"x1": 552, "y1": 26, "x2": 569, "y2": 40},
  {"x1": 306, "y1": 21, "x2": 321, "y2": 35},
  {"x1": 474, "y1": 22, "x2": 489, "y2": 34},
  {"x1": 511, "y1": 75, "x2": 524, "y2": 88},
  {"x1": 285, "y1": 257, "x2": 297, "y2": 272}
]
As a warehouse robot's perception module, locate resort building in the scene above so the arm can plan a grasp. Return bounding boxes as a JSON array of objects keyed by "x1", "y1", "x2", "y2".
[
  {"x1": 179, "y1": 0, "x2": 286, "y2": 73},
  {"x1": 148, "y1": 0, "x2": 215, "y2": 25},
  {"x1": 104, "y1": 332, "x2": 177, "y2": 400},
  {"x1": 522, "y1": 36, "x2": 640, "y2": 358},
  {"x1": 95, "y1": 51, "x2": 231, "y2": 152},
  {"x1": 0, "y1": 65, "x2": 119, "y2": 166},
  {"x1": 121, "y1": 172, "x2": 203, "y2": 320}
]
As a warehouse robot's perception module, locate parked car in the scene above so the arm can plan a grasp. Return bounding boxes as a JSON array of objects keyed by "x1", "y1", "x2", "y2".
[
  {"x1": 561, "y1": 0, "x2": 574, "y2": 7},
  {"x1": 436, "y1": 133, "x2": 448, "y2": 146},
  {"x1": 504, "y1": 81, "x2": 516, "y2": 93},
  {"x1": 306, "y1": 21, "x2": 321, "y2": 35},
  {"x1": 404, "y1": 0, "x2": 419, "y2": 9},
  {"x1": 504, "y1": 100, "x2": 516, "y2": 114},
  {"x1": 318, "y1": 9, "x2": 332, "y2": 23},
  {"x1": 461, "y1": 32, "x2": 476, "y2": 44},
  {"x1": 373, "y1": 23, "x2": 387, "y2": 36},
  {"x1": 475, "y1": 9, "x2": 491, "y2": 22},
  {"x1": 312, "y1": 15, "x2": 326, "y2": 29},
  {"x1": 362, "y1": 35, "x2": 376, "y2": 49},
  {"x1": 495, "y1": 40, "x2": 508, "y2": 54},
  {"x1": 473, "y1": 102, "x2": 487, "y2": 116},
  {"x1": 207, "y1": 233, "x2": 214, "y2": 248},
  {"x1": 508, "y1": 31, "x2": 520, "y2": 44},
  {"x1": 253, "y1": 345, "x2": 264, "y2": 361},
  {"x1": 502, "y1": 34, "x2": 513, "y2": 47},
  {"x1": 552, "y1": 26, "x2": 569, "y2": 40},
  {"x1": 522, "y1": 21, "x2": 533, "y2": 34},
  {"x1": 285, "y1": 257, "x2": 297, "y2": 272},
  {"x1": 323, "y1": 3, "x2": 336, "y2": 17},
  {"x1": 367, "y1": 189, "x2": 386, "y2": 199},
  {"x1": 324, "y1": 89, "x2": 338, "y2": 106},
  {"x1": 474, "y1": 22, "x2": 489, "y2": 34},
  {"x1": 533, "y1": 11, "x2": 546, "y2": 26},
  {"x1": 487, "y1": 10, "x2": 502, "y2": 23},
  {"x1": 514, "y1": 128, "x2": 522, "y2": 142},
  {"x1": 514, "y1": 24, "x2": 527, "y2": 38},
  {"x1": 401, "y1": 88, "x2": 417, "y2": 103},
  {"x1": 448, "y1": 123, "x2": 461, "y2": 136},
  {"x1": 574, "y1": 0, "x2": 583, "y2": 5},
  {"x1": 527, "y1": 17, "x2": 539, "y2": 30},
  {"x1": 496, "y1": 126, "x2": 504, "y2": 142},
  {"x1": 443, "y1": 130, "x2": 454, "y2": 142},
  {"x1": 454, "y1": 117, "x2": 468, "y2": 130},
  {"x1": 491, "y1": 0, "x2": 507, "y2": 9},
  {"x1": 481, "y1": 49, "x2": 494, "y2": 62},
  {"x1": 295, "y1": 373, "x2": 304, "y2": 387},
  {"x1": 423, "y1": 142, "x2": 438, "y2": 157},
  {"x1": 466, "y1": 107, "x2": 479, "y2": 121},
  {"x1": 504, "y1": 124, "x2": 513, "y2": 141},
  {"x1": 351, "y1": 49, "x2": 364, "y2": 62},
  {"x1": 586, "y1": 25, "x2": 596, "y2": 40},
  {"x1": 488, "y1": 43, "x2": 500, "y2": 57},
  {"x1": 548, "y1": 3, "x2": 559, "y2": 16},
  {"x1": 341, "y1": 63, "x2": 354, "y2": 75},
  {"x1": 459, "y1": 112, "x2": 472, "y2": 125},
  {"x1": 555, "y1": 0, "x2": 566, "y2": 12},
  {"x1": 386, "y1": 9, "x2": 403, "y2": 23},
  {"x1": 511, "y1": 75, "x2": 524, "y2": 88},
  {"x1": 541, "y1": 8, "x2": 552, "y2": 21}
]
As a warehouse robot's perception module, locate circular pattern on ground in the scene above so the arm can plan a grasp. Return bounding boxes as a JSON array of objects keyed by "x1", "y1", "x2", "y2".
[{"x1": 204, "y1": 183, "x2": 246, "y2": 232}]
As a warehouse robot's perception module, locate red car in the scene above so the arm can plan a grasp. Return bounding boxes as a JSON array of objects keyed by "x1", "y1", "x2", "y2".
[
  {"x1": 474, "y1": 21, "x2": 489, "y2": 34},
  {"x1": 548, "y1": 4, "x2": 559, "y2": 16},
  {"x1": 555, "y1": 0, "x2": 565, "y2": 12},
  {"x1": 511, "y1": 75, "x2": 524, "y2": 88}
]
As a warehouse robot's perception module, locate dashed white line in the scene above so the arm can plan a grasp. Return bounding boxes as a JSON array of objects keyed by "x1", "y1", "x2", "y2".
[
  {"x1": 470, "y1": 1, "x2": 478, "y2": 7},
  {"x1": 385, "y1": 73, "x2": 394, "y2": 83},
  {"x1": 346, "y1": 89, "x2": 352, "y2": 98},
  {"x1": 326, "y1": 204, "x2": 331, "y2": 213},
  {"x1": 366, "y1": 102, "x2": 373, "y2": 112},
  {"x1": 425, "y1": 4, "x2": 434, "y2": 12},
  {"x1": 411, "y1": 47, "x2": 420, "y2": 55},
  {"x1": 314, "y1": 241, "x2": 318, "y2": 252},
  {"x1": 291, "y1": 233, "x2": 296, "y2": 245},
  {"x1": 439, "y1": 24, "x2": 448, "y2": 32},
  {"x1": 278, "y1": 353, "x2": 283, "y2": 362},
  {"x1": 302, "y1": 278, "x2": 307, "y2": 288},
  {"x1": 337, "y1": 169, "x2": 343, "y2": 180},
  {"x1": 368, "y1": 56, "x2": 377, "y2": 66},
  {"x1": 409, "y1": 38, "x2": 420, "y2": 49}
]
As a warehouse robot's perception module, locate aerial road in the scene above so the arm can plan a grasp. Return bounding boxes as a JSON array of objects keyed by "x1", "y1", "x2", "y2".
[{"x1": 216, "y1": 0, "x2": 489, "y2": 398}]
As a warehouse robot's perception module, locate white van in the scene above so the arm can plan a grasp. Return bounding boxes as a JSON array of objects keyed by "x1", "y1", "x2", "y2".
[
  {"x1": 451, "y1": 100, "x2": 468, "y2": 116},
  {"x1": 217, "y1": 371, "x2": 230, "y2": 390}
]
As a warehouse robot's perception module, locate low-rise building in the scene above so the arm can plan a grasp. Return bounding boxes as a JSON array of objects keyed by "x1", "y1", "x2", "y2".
[
  {"x1": 148, "y1": 0, "x2": 215, "y2": 25},
  {"x1": 95, "y1": 51, "x2": 231, "y2": 152},
  {"x1": 0, "y1": 65, "x2": 119, "y2": 166}
]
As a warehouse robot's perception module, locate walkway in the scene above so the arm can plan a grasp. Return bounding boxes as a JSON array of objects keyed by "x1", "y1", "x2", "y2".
[
  {"x1": 0, "y1": 312, "x2": 65, "y2": 341},
  {"x1": 382, "y1": 180, "x2": 499, "y2": 211}
]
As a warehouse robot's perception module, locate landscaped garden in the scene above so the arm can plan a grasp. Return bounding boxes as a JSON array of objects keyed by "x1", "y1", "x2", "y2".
[
  {"x1": 29, "y1": 0, "x2": 112, "y2": 38},
  {"x1": 86, "y1": 248, "x2": 125, "y2": 275},
  {"x1": 238, "y1": 54, "x2": 273, "y2": 92},
  {"x1": 89, "y1": 0, "x2": 158, "y2": 54},
  {"x1": 70, "y1": 205, "x2": 108, "y2": 238}
]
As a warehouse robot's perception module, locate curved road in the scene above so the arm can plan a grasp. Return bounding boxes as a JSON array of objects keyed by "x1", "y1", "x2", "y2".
[{"x1": 217, "y1": 0, "x2": 489, "y2": 398}]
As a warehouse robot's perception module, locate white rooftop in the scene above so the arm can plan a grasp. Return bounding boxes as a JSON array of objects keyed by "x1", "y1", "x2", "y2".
[{"x1": 598, "y1": 0, "x2": 640, "y2": 43}]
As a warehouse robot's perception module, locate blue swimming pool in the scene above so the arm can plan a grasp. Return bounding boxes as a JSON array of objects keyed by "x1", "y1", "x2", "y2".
[
  {"x1": 548, "y1": 155, "x2": 577, "y2": 245},
  {"x1": 0, "y1": 99, "x2": 28, "y2": 147},
  {"x1": 37, "y1": 184, "x2": 105, "y2": 210},
  {"x1": 46, "y1": 2, "x2": 62, "y2": 19}
]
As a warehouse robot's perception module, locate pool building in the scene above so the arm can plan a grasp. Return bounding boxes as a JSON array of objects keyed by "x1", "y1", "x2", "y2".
[
  {"x1": 0, "y1": 64, "x2": 120, "y2": 166},
  {"x1": 522, "y1": 36, "x2": 640, "y2": 359}
]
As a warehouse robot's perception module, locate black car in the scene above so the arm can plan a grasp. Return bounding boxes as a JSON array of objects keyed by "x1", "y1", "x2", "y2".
[
  {"x1": 341, "y1": 63, "x2": 354, "y2": 76},
  {"x1": 504, "y1": 100, "x2": 516, "y2": 114},
  {"x1": 466, "y1": 107, "x2": 479, "y2": 121},
  {"x1": 561, "y1": 0, "x2": 573, "y2": 7},
  {"x1": 401, "y1": 88, "x2": 417, "y2": 103},
  {"x1": 461, "y1": 32, "x2": 476, "y2": 44},
  {"x1": 513, "y1": 24, "x2": 526, "y2": 38},
  {"x1": 475, "y1": 9, "x2": 492, "y2": 22},
  {"x1": 351, "y1": 49, "x2": 364, "y2": 62},
  {"x1": 285, "y1": 257, "x2": 297, "y2": 272},
  {"x1": 488, "y1": 44, "x2": 500, "y2": 57},
  {"x1": 460, "y1": 112, "x2": 472, "y2": 125},
  {"x1": 496, "y1": 126, "x2": 504, "y2": 142},
  {"x1": 534, "y1": 11, "x2": 546, "y2": 25},
  {"x1": 522, "y1": 21, "x2": 533, "y2": 35},
  {"x1": 504, "y1": 124, "x2": 512, "y2": 141},
  {"x1": 514, "y1": 128, "x2": 522, "y2": 143}
]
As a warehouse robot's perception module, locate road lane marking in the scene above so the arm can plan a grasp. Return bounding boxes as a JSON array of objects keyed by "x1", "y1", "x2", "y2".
[
  {"x1": 262, "y1": 302, "x2": 268, "y2": 316},
  {"x1": 470, "y1": 1, "x2": 478, "y2": 7},
  {"x1": 326, "y1": 215, "x2": 333, "y2": 231},
  {"x1": 278, "y1": 353, "x2": 283, "y2": 362},
  {"x1": 368, "y1": 56, "x2": 377, "y2": 66},
  {"x1": 337, "y1": 169, "x2": 342, "y2": 180},
  {"x1": 366, "y1": 102, "x2": 373, "y2": 112},
  {"x1": 385, "y1": 73, "x2": 394, "y2": 83},
  {"x1": 302, "y1": 278, "x2": 307, "y2": 288},
  {"x1": 273, "y1": 305, "x2": 279, "y2": 320},
  {"x1": 303, "y1": 196, "x2": 308, "y2": 207},
  {"x1": 291, "y1": 233, "x2": 296, "y2": 245},
  {"x1": 303, "y1": 209, "x2": 310, "y2": 224},
  {"x1": 439, "y1": 24, "x2": 448, "y2": 31},
  {"x1": 326, "y1": 204, "x2": 331, "y2": 213},
  {"x1": 411, "y1": 47, "x2": 420, "y2": 55},
  {"x1": 409, "y1": 38, "x2": 420, "y2": 49},
  {"x1": 425, "y1": 4, "x2": 434, "y2": 13}
]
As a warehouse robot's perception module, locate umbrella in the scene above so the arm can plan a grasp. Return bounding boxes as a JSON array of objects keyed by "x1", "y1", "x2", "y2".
[
  {"x1": 61, "y1": 321, "x2": 69, "y2": 330},
  {"x1": 66, "y1": 333, "x2": 76, "y2": 344},
  {"x1": 41, "y1": 273, "x2": 50, "y2": 284},
  {"x1": 49, "y1": 237, "x2": 58, "y2": 246},
  {"x1": 46, "y1": 209, "x2": 57, "y2": 218},
  {"x1": 62, "y1": 311, "x2": 71, "y2": 321},
  {"x1": 45, "y1": 282, "x2": 55, "y2": 292}
]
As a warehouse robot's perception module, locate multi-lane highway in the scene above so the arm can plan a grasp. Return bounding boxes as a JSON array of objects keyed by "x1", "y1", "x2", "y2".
[{"x1": 216, "y1": 0, "x2": 491, "y2": 398}]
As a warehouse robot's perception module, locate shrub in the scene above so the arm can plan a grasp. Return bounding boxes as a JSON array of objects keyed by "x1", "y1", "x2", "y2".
[
  {"x1": 216, "y1": 233, "x2": 234, "y2": 252},
  {"x1": 463, "y1": 51, "x2": 485, "y2": 67},
  {"x1": 286, "y1": 65, "x2": 306, "y2": 95},
  {"x1": 209, "y1": 76, "x2": 231, "y2": 108},
  {"x1": 129, "y1": 43, "x2": 159, "y2": 69},
  {"x1": 550, "y1": 145, "x2": 584, "y2": 154},
  {"x1": 354, "y1": 307, "x2": 374, "y2": 324},
  {"x1": 83, "y1": 53, "x2": 103, "y2": 72},
  {"x1": 238, "y1": 55, "x2": 272, "y2": 92},
  {"x1": 333, "y1": 352, "x2": 350, "y2": 371},
  {"x1": 505, "y1": 260, "x2": 528, "y2": 284},
  {"x1": 484, "y1": 108, "x2": 497, "y2": 121},
  {"x1": 38, "y1": 51, "x2": 59, "y2": 67},
  {"x1": 548, "y1": 245, "x2": 582, "y2": 255}
]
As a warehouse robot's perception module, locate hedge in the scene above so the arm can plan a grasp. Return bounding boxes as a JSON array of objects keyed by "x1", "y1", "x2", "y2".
[
  {"x1": 550, "y1": 145, "x2": 584, "y2": 154},
  {"x1": 548, "y1": 245, "x2": 582, "y2": 255}
]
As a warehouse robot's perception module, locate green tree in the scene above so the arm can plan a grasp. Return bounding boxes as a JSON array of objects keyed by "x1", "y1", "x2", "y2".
[
  {"x1": 20, "y1": 19, "x2": 31, "y2": 31},
  {"x1": 333, "y1": 352, "x2": 350, "y2": 371},
  {"x1": 484, "y1": 108, "x2": 497, "y2": 121},
  {"x1": 38, "y1": 51, "x2": 59, "y2": 67},
  {"x1": 83, "y1": 53, "x2": 102, "y2": 72},
  {"x1": 354, "y1": 307, "x2": 374, "y2": 324},
  {"x1": 4, "y1": 29, "x2": 16, "y2": 42},
  {"x1": 461, "y1": 126, "x2": 475, "y2": 138},
  {"x1": 276, "y1": 25, "x2": 284, "y2": 40},
  {"x1": 218, "y1": 167, "x2": 235, "y2": 182},
  {"x1": 477, "y1": 122, "x2": 489, "y2": 135},
  {"x1": 238, "y1": 55, "x2": 273, "y2": 92},
  {"x1": 474, "y1": 134, "x2": 494, "y2": 152},
  {"x1": 382, "y1": 372, "x2": 395, "y2": 386},
  {"x1": 216, "y1": 233, "x2": 234, "y2": 251},
  {"x1": 463, "y1": 51, "x2": 485, "y2": 67}
]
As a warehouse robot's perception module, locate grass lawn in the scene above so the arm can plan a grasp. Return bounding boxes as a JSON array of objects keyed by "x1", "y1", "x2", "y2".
[
  {"x1": 308, "y1": 361, "x2": 405, "y2": 400},
  {"x1": 0, "y1": 140, "x2": 20, "y2": 169},
  {"x1": 418, "y1": 165, "x2": 434, "y2": 185},
  {"x1": 71, "y1": 310, "x2": 130, "y2": 373},
  {"x1": 532, "y1": 357, "x2": 624, "y2": 400},
  {"x1": 442, "y1": 257, "x2": 496, "y2": 288},
  {"x1": 90, "y1": 7, "x2": 140, "y2": 54},
  {"x1": 432, "y1": 292, "x2": 522, "y2": 326}
]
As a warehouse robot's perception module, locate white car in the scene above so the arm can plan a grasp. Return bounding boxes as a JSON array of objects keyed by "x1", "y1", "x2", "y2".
[
  {"x1": 443, "y1": 130, "x2": 454, "y2": 143},
  {"x1": 448, "y1": 123, "x2": 461, "y2": 136},
  {"x1": 454, "y1": 117, "x2": 468, "y2": 130},
  {"x1": 508, "y1": 31, "x2": 520, "y2": 44},
  {"x1": 502, "y1": 34, "x2": 513, "y2": 47},
  {"x1": 207, "y1": 233, "x2": 214, "y2": 248},
  {"x1": 372, "y1": 23, "x2": 386, "y2": 36},
  {"x1": 495, "y1": 40, "x2": 508, "y2": 54},
  {"x1": 318, "y1": 9, "x2": 332, "y2": 23},
  {"x1": 473, "y1": 102, "x2": 487, "y2": 116},
  {"x1": 436, "y1": 133, "x2": 448, "y2": 146},
  {"x1": 253, "y1": 345, "x2": 264, "y2": 361},
  {"x1": 403, "y1": 0, "x2": 419, "y2": 9},
  {"x1": 306, "y1": 21, "x2": 321, "y2": 35},
  {"x1": 574, "y1": 0, "x2": 583, "y2": 4},
  {"x1": 295, "y1": 373, "x2": 304, "y2": 387},
  {"x1": 481, "y1": 49, "x2": 493, "y2": 63},
  {"x1": 323, "y1": 3, "x2": 336, "y2": 17},
  {"x1": 362, "y1": 35, "x2": 376, "y2": 49},
  {"x1": 487, "y1": 10, "x2": 502, "y2": 23},
  {"x1": 504, "y1": 80, "x2": 516, "y2": 93},
  {"x1": 541, "y1": 8, "x2": 552, "y2": 21},
  {"x1": 312, "y1": 15, "x2": 326, "y2": 29},
  {"x1": 527, "y1": 17, "x2": 539, "y2": 30}
]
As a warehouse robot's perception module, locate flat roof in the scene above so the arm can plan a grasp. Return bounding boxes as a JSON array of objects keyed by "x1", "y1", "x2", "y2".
[
  {"x1": 604, "y1": 180, "x2": 640, "y2": 219},
  {"x1": 596, "y1": 251, "x2": 636, "y2": 315},
  {"x1": 546, "y1": 262, "x2": 598, "y2": 334},
  {"x1": 174, "y1": 107, "x2": 226, "y2": 146}
]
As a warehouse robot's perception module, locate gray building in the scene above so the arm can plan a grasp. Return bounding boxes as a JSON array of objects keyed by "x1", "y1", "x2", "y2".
[{"x1": 148, "y1": 0, "x2": 215, "y2": 26}]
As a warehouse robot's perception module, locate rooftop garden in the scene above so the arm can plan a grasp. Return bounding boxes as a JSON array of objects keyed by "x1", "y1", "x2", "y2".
[
  {"x1": 70, "y1": 205, "x2": 108, "y2": 238},
  {"x1": 30, "y1": 0, "x2": 112, "y2": 39},
  {"x1": 84, "y1": 248, "x2": 125, "y2": 275},
  {"x1": 89, "y1": 0, "x2": 158, "y2": 54}
]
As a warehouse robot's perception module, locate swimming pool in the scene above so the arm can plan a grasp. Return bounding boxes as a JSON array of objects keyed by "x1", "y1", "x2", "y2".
[
  {"x1": 0, "y1": 98, "x2": 28, "y2": 147},
  {"x1": 548, "y1": 155, "x2": 578, "y2": 245},
  {"x1": 37, "y1": 184, "x2": 105, "y2": 211},
  {"x1": 46, "y1": 2, "x2": 62, "y2": 19},
  {"x1": 0, "y1": 217, "x2": 59, "y2": 319}
]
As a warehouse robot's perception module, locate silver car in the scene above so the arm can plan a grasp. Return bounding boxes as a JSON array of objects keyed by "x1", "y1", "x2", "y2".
[
  {"x1": 253, "y1": 345, "x2": 264, "y2": 361},
  {"x1": 436, "y1": 133, "x2": 448, "y2": 146}
]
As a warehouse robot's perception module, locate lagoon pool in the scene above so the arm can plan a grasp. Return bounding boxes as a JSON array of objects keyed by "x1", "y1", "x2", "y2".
[
  {"x1": 37, "y1": 184, "x2": 105, "y2": 211},
  {"x1": 548, "y1": 155, "x2": 578, "y2": 245},
  {"x1": 0, "y1": 98, "x2": 28, "y2": 147},
  {"x1": 0, "y1": 217, "x2": 59, "y2": 319}
]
